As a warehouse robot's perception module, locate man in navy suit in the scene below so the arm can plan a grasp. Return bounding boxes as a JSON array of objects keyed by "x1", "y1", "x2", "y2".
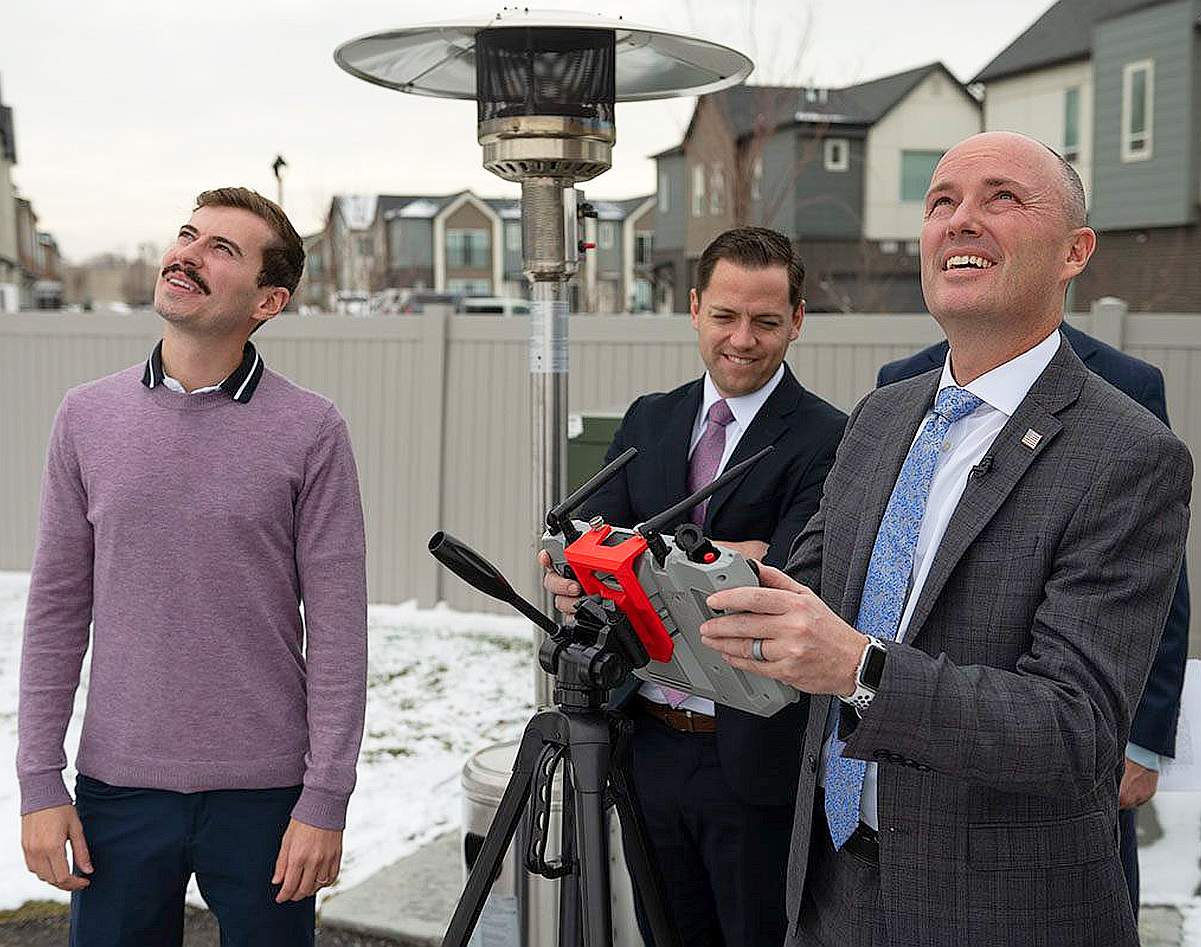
[
  {"x1": 877, "y1": 320, "x2": 1190, "y2": 918},
  {"x1": 540, "y1": 227, "x2": 846, "y2": 947}
]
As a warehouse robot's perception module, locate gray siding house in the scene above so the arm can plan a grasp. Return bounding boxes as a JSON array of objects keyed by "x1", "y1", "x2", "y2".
[
  {"x1": 976, "y1": 0, "x2": 1201, "y2": 311},
  {"x1": 652, "y1": 63, "x2": 981, "y2": 313}
]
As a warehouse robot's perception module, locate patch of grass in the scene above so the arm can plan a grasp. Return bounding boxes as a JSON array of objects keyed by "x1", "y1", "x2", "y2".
[
  {"x1": 368, "y1": 666, "x2": 414, "y2": 686},
  {"x1": 474, "y1": 634, "x2": 533, "y2": 653},
  {"x1": 0, "y1": 901, "x2": 68, "y2": 922},
  {"x1": 361, "y1": 746, "x2": 416, "y2": 761}
]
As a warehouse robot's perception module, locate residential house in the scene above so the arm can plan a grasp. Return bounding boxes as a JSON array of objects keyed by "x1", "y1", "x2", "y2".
[
  {"x1": 32, "y1": 232, "x2": 63, "y2": 308},
  {"x1": 300, "y1": 189, "x2": 655, "y2": 312},
  {"x1": 297, "y1": 230, "x2": 334, "y2": 311},
  {"x1": 0, "y1": 81, "x2": 17, "y2": 312},
  {"x1": 584, "y1": 197, "x2": 658, "y2": 312},
  {"x1": 975, "y1": 0, "x2": 1201, "y2": 310},
  {"x1": 1, "y1": 81, "x2": 66, "y2": 311},
  {"x1": 653, "y1": 63, "x2": 982, "y2": 312},
  {"x1": 64, "y1": 254, "x2": 133, "y2": 308},
  {"x1": 328, "y1": 194, "x2": 378, "y2": 312}
]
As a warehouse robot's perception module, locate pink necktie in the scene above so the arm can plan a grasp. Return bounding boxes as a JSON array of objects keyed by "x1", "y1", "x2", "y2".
[
  {"x1": 659, "y1": 400, "x2": 735, "y2": 708},
  {"x1": 687, "y1": 399, "x2": 735, "y2": 525}
]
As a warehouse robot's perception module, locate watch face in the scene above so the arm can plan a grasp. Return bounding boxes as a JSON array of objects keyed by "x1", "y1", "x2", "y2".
[{"x1": 862, "y1": 643, "x2": 887, "y2": 689}]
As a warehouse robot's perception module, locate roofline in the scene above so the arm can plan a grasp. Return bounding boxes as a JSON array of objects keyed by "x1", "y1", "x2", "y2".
[
  {"x1": 762, "y1": 63, "x2": 977, "y2": 137},
  {"x1": 863, "y1": 62, "x2": 979, "y2": 125},
  {"x1": 671, "y1": 61, "x2": 976, "y2": 153},
  {"x1": 972, "y1": 52, "x2": 1090, "y2": 85},
  {"x1": 626, "y1": 196, "x2": 657, "y2": 227}
]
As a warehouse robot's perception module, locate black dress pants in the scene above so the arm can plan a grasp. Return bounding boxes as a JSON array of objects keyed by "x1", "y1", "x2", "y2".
[{"x1": 623, "y1": 711, "x2": 794, "y2": 947}]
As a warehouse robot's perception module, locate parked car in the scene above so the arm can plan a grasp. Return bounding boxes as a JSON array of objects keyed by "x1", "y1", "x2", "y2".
[
  {"x1": 458, "y1": 297, "x2": 531, "y2": 316},
  {"x1": 400, "y1": 291, "x2": 464, "y2": 314}
]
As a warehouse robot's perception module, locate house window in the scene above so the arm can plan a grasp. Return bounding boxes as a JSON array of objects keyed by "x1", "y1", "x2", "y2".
[
  {"x1": 658, "y1": 171, "x2": 670, "y2": 213},
  {"x1": 505, "y1": 222, "x2": 521, "y2": 253},
  {"x1": 824, "y1": 138, "x2": 849, "y2": 172},
  {"x1": 900, "y1": 150, "x2": 943, "y2": 201},
  {"x1": 1063, "y1": 87, "x2": 1080, "y2": 162},
  {"x1": 632, "y1": 278, "x2": 653, "y2": 312},
  {"x1": 599, "y1": 222, "x2": 616, "y2": 250},
  {"x1": 634, "y1": 231, "x2": 654, "y2": 266},
  {"x1": 691, "y1": 164, "x2": 705, "y2": 216},
  {"x1": 751, "y1": 156, "x2": 763, "y2": 201},
  {"x1": 446, "y1": 228, "x2": 490, "y2": 268},
  {"x1": 709, "y1": 164, "x2": 725, "y2": 215},
  {"x1": 1121, "y1": 60, "x2": 1153, "y2": 162},
  {"x1": 447, "y1": 278, "x2": 491, "y2": 296}
]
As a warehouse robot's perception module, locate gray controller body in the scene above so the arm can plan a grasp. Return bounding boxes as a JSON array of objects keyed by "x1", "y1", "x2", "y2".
[{"x1": 542, "y1": 520, "x2": 800, "y2": 717}]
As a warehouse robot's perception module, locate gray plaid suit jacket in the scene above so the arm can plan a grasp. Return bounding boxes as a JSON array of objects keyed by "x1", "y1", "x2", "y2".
[{"x1": 782, "y1": 339, "x2": 1192, "y2": 946}]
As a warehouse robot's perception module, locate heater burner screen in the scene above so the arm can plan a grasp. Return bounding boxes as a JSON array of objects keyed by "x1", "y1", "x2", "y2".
[{"x1": 476, "y1": 27, "x2": 616, "y2": 124}]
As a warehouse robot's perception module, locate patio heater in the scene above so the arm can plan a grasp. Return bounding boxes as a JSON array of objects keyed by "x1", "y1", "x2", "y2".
[{"x1": 335, "y1": 10, "x2": 751, "y2": 702}]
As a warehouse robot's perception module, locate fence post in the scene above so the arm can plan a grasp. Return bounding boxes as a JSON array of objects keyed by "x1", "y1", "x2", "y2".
[
  {"x1": 1090, "y1": 296, "x2": 1128, "y2": 351},
  {"x1": 415, "y1": 305, "x2": 450, "y2": 606}
]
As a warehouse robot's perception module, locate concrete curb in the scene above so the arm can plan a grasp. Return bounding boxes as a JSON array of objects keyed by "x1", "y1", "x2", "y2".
[{"x1": 321, "y1": 832, "x2": 461, "y2": 946}]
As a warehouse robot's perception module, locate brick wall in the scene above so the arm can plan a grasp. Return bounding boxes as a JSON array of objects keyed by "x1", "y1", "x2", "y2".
[{"x1": 1075, "y1": 225, "x2": 1201, "y2": 312}]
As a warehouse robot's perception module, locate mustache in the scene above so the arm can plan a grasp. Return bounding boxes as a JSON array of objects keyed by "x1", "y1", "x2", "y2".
[{"x1": 160, "y1": 264, "x2": 211, "y2": 295}]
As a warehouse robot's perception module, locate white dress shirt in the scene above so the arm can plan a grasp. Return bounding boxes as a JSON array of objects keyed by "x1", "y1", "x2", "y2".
[
  {"x1": 641, "y1": 363, "x2": 786, "y2": 715},
  {"x1": 161, "y1": 375, "x2": 223, "y2": 395},
  {"x1": 822, "y1": 328, "x2": 1062, "y2": 829}
]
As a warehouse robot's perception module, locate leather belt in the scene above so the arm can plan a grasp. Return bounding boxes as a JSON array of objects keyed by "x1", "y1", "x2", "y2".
[
  {"x1": 843, "y1": 822, "x2": 880, "y2": 867},
  {"x1": 635, "y1": 696, "x2": 717, "y2": 733}
]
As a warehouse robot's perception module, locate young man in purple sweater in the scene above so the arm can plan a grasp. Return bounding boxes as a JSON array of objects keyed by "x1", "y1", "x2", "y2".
[{"x1": 17, "y1": 187, "x2": 368, "y2": 946}]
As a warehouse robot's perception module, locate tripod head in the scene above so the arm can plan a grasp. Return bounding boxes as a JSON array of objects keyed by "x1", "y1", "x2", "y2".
[{"x1": 428, "y1": 531, "x2": 648, "y2": 709}]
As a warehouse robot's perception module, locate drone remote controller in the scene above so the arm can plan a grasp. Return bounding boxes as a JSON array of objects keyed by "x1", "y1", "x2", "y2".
[{"x1": 541, "y1": 446, "x2": 800, "y2": 717}]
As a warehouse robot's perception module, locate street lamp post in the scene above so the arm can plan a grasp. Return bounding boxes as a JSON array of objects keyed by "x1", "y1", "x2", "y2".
[{"x1": 272, "y1": 154, "x2": 287, "y2": 208}]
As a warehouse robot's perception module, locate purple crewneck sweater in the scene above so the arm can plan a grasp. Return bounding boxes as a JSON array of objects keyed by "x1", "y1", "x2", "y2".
[{"x1": 17, "y1": 364, "x2": 367, "y2": 830}]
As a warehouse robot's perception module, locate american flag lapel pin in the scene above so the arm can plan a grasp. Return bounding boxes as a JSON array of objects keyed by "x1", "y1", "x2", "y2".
[{"x1": 1021, "y1": 429, "x2": 1042, "y2": 450}]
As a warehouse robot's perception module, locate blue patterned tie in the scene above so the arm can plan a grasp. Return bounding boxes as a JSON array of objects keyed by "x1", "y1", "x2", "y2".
[{"x1": 824, "y1": 385, "x2": 983, "y2": 849}]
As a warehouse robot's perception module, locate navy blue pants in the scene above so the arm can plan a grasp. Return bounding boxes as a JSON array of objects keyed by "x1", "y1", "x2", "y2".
[
  {"x1": 624, "y1": 713, "x2": 793, "y2": 947},
  {"x1": 70, "y1": 775, "x2": 315, "y2": 947}
]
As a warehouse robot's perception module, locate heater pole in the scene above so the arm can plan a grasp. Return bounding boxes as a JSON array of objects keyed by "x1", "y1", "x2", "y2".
[{"x1": 523, "y1": 177, "x2": 574, "y2": 706}]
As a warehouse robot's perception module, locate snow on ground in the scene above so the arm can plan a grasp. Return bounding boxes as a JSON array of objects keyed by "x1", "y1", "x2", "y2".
[
  {"x1": 0, "y1": 571, "x2": 533, "y2": 910},
  {"x1": 6, "y1": 568, "x2": 1201, "y2": 936},
  {"x1": 1142, "y1": 790, "x2": 1201, "y2": 905}
]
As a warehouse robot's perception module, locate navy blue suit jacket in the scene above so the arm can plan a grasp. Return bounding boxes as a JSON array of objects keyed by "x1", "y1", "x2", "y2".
[
  {"x1": 582, "y1": 364, "x2": 847, "y2": 805},
  {"x1": 877, "y1": 322, "x2": 1190, "y2": 758}
]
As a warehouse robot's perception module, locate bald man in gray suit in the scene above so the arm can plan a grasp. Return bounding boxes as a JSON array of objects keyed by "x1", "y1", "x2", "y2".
[{"x1": 700, "y1": 132, "x2": 1192, "y2": 945}]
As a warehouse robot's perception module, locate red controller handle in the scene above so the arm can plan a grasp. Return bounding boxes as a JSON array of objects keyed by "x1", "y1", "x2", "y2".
[{"x1": 563, "y1": 524, "x2": 674, "y2": 663}]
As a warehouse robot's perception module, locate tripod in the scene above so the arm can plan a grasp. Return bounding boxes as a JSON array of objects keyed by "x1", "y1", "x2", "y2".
[{"x1": 430, "y1": 534, "x2": 681, "y2": 947}]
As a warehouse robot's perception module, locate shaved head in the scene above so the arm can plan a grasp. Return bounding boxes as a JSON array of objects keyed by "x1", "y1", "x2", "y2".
[
  {"x1": 946, "y1": 131, "x2": 1086, "y2": 229},
  {"x1": 920, "y1": 130, "x2": 1099, "y2": 361},
  {"x1": 1041, "y1": 142, "x2": 1087, "y2": 228}
]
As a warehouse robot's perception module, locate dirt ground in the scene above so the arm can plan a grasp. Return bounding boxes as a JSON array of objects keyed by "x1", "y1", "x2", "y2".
[{"x1": 0, "y1": 902, "x2": 405, "y2": 946}]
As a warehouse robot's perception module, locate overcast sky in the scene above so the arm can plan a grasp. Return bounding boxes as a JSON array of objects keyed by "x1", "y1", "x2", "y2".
[{"x1": 1, "y1": 0, "x2": 1052, "y2": 261}]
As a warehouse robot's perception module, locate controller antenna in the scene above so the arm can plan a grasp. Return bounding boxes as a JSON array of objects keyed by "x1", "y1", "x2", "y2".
[
  {"x1": 545, "y1": 447, "x2": 637, "y2": 543},
  {"x1": 636, "y1": 446, "x2": 774, "y2": 566}
]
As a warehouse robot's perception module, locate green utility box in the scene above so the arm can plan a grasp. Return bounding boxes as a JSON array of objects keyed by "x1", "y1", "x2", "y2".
[{"x1": 567, "y1": 411, "x2": 624, "y2": 494}]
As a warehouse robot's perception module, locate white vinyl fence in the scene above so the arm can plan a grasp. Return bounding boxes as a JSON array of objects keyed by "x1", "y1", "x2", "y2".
[{"x1": 2, "y1": 302, "x2": 1198, "y2": 653}]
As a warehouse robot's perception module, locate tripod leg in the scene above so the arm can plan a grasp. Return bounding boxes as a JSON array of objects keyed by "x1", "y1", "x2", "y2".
[
  {"x1": 442, "y1": 715, "x2": 565, "y2": 947},
  {"x1": 567, "y1": 713, "x2": 615, "y2": 947},
  {"x1": 608, "y1": 719, "x2": 682, "y2": 947},
  {"x1": 558, "y1": 763, "x2": 581, "y2": 947}
]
